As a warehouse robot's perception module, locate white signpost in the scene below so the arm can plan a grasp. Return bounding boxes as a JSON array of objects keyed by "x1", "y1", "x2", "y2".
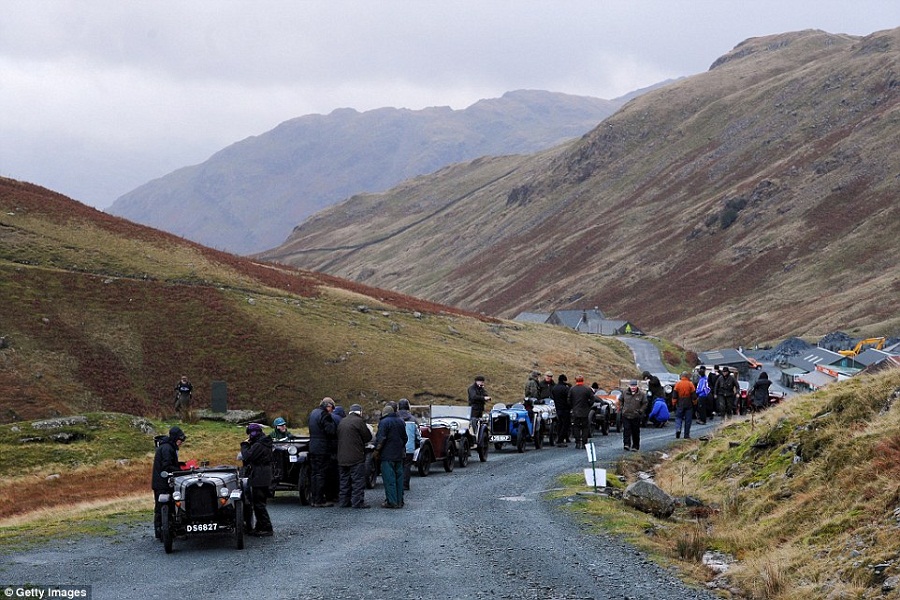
[{"x1": 583, "y1": 442, "x2": 606, "y2": 493}]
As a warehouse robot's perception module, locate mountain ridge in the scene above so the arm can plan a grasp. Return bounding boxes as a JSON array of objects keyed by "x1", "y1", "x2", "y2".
[{"x1": 260, "y1": 28, "x2": 900, "y2": 348}]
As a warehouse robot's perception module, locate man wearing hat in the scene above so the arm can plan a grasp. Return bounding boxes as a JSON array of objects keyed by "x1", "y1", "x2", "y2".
[
  {"x1": 374, "y1": 404, "x2": 407, "y2": 508},
  {"x1": 467, "y1": 375, "x2": 491, "y2": 418},
  {"x1": 151, "y1": 426, "x2": 186, "y2": 540},
  {"x1": 621, "y1": 380, "x2": 648, "y2": 451},
  {"x1": 308, "y1": 398, "x2": 337, "y2": 507},
  {"x1": 336, "y1": 404, "x2": 373, "y2": 509},
  {"x1": 567, "y1": 376, "x2": 594, "y2": 450},
  {"x1": 537, "y1": 371, "x2": 555, "y2": 403}
]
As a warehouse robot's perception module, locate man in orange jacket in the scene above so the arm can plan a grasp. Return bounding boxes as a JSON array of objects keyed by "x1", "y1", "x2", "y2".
[{"x1": 672, "y1": 372, "x2": 697, "y2": 439}]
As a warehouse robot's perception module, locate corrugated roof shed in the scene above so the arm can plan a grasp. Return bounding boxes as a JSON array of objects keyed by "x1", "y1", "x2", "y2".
[{"x1": 512, "y1": 312, "x2": 551, "y2": 324}]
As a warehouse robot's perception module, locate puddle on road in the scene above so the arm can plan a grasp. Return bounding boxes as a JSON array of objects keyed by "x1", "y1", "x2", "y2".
[{"x1": 498, "y1": 495, "x2": 531, "y2": 502}]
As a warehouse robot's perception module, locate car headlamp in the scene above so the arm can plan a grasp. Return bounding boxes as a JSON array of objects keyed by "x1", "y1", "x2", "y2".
[
  {"x1": 219, "y1": 487, "x2": 229, "y2": 498},
  {"x1": 172, "y1": 491, "x2": 182, "y2": 501},
  {"x1": 288, "y1": 445, "x2": 298, "y2": 455}
]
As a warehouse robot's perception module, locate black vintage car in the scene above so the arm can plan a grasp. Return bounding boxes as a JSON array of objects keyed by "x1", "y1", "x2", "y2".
[
  {"x1": 157, "y1": 465, "x2": 245, "y2": 553},
  {"x1": 270, "y1": 435, "x2": 312, "y2": 505}
]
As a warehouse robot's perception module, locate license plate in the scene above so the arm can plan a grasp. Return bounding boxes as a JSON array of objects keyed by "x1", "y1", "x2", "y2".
[
  {"x1": 289, "y1": 455, "x2": 298, "y2": 462},
  {"x1": 490, "y1": 434, "x2": 511, "y2": 442},
  {"x1": 186, "y1": 523, "x2": 219, "y2": 533}
]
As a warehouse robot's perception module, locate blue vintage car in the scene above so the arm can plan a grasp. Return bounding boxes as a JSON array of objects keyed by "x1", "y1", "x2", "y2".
[{"x1": 488, "y1": 402, "x2": 543, "y2": 452}]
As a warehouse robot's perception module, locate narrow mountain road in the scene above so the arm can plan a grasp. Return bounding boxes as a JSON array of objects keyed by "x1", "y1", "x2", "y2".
[
  {"x1": 1, "y1": 427, "x2": 720, "y2": 600},
  {"x1": 616, "y1": 336, "x2": 667, "y2": 375}
]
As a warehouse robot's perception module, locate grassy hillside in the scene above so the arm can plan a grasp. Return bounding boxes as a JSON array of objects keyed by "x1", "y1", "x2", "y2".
[
  {"x1": 564, "y1": 369, "x2": 900, "y2": 599},
  {"x1": 0, "y1": 176, "x2": 635, "y2": 425},
  {"x1": 264, "y1": 28, "x2": 900, "y2": 349}
]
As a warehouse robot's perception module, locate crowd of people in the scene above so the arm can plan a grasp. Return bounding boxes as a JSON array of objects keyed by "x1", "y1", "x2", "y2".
[{"x1": 154, "y1": 365, "x2": 777, "y2": 540}]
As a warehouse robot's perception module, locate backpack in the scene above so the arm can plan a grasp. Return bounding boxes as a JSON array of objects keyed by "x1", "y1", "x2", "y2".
[{"x1": 696, "y1": 376, "x2": 710, "y2": 398}]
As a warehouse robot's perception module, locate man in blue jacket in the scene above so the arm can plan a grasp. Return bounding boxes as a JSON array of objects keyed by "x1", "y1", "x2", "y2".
[
  {"x1": 308, "y1": 397, "x2": 337, "y2": 507},
  {"x1": 375, "y1": 404, "x2": 407, "y2": 509}
]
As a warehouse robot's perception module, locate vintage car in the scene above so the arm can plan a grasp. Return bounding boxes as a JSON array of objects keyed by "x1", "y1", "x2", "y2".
[
  {"x1": 413, "y1": 405, "x2": 459, "y2": 475},
  {"x1": 157, "y1": 465, "x2": 245, "y2": 553},
  {"x1": 531, "y1": 399, "x2": 558, "y2": 446},
  {"x1": 488, "y1": 401, "x2": 542, "y2": 452},
  {"x1": 589, "y1": 389, "x2": 622, "y2": 435},
  {"x1": 431, "y1": 404, "x2": 490, "y2": 465},
  {"x1": 269, "y1": 435, "x2": 312, "y2": 505}
]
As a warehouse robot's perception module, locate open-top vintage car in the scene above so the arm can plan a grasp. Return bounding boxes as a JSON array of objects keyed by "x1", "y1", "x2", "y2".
[
  {"x1": 589, "y1": 389, "x2": 622, "y2": 435},
  {"x1": 530, "y1": 399, "x2": 558, "y2": 446},
  {"x1": 488, "y1": 401, "x2": 542, "y2": 452},
  {"x1": 413, "y1": 405, "x2": 459, "y2": 475},
  {"x1": 431, "y1": 404, "x2": 490, "y2": 466},
  {"x1": 157, "y1": 465, "x2": 245, "y2": 554},
  {"x1": 270, "y1": 435, "x2": 311, "y2": 505}
]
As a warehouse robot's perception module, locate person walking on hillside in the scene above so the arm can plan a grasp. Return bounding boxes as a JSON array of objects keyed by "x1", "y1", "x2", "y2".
[
  {"x1": 375, "y1": 404, "x2": 407, "y2": 509},
  {"x1": 308, "y1": 397, "x2": 337, "y2": 507},
  {"x1": 269, "y1": 417, "x2": 292, "y2": 441},
  {"x1": 151, "y1": 426, "x2": 186, "y2": 540},
  {"x1": 336, "y1": 404, "x2": 373, "y2": 509},
  {"x1": 750, "y1": 372, "x2": 773, "y2": 411},
  {"x1": 467, "y1": 375, "x2": 491, "y2": 419},
  {"x1": 174, "y1": 375, "x2": 192, "y2": 417},
  {"x1": 397, "y1": 398, "x2": 421, "y2": 491},
  {"x1": 567, "y1": 376, "x2": 594, "y2": 450},
  {"x1": 672, "y1": 371, "x2": 697, "y2": 439},
  {"x1": 621, "y1": 380, "x2": 648, "y2": 452},
  {"x1": 715, "y1": 367, "x2": 740, "y2": 419},
  {"x1": 551, "y1": 374, "x2": 572, "y2": 446},
  {"x1": 239, "y1": 423, "x2": 274, "y2": 536}
]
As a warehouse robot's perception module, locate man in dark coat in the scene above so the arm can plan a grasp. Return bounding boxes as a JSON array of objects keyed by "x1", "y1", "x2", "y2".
[
  {"x1": 151, "y1": 426, "x2": 186, "y2": 540},
  {"x1": 550, "y1": 374, "x2": 572, "y2": 446},
  {"x1": 706, "y1": 366, "x2": 721, "y2": 420},
  {"x1": 621, "y1": 380, "x2": 648, "y2": 451},
  {"x1": 467, "y1": 375, "x2": 491, "y2": 418},
  {"x1": 750, "y1": 372, "x2": 773, "y2": 411},
  {"x1": 641, "y1": 371, "x2": 664, "y2": 425},
  {"x1": 336, "y1": 404, "x2": 373, "y2": 509},
  {"x1": 567, "y1": 376, "x2": 594, "y2": 450},
  {"x1": 714, "y1": 367, "x2": 740, "y2": 419},
  {"x1": 308, "y1": 397, "x2": 337, "y2": 507},
  {"x1": 375, "y1": 405, "x2": 407, "y2": 509},
  {"x1": 240, "y1": 422, "x2": 274, "y2": 536},
  {"x1": 536, "y1": 371, "x2": 554, "y2": 403}
]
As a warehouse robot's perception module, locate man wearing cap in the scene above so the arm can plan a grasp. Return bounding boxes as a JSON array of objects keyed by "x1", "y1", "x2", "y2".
[
  {"x1": 714, "y1": 367, "x2": 740, "y2": 419},
  {"x1": 375, "y1": 404, "x2": 407, "y2": 508},
  {"x1": 308, "y1": 398, "x2": 337, "y2": 507},
  {"x1": 269, "y1": 417, "x2": 292, "y2": 441},
  {"x1": 337, "y1": 404, "x2": 373, "y2": 509},
  {"x1": 537, "y1": 371, "x2": 555, "y2": 403},
  {"x1": 467, "y1": 376, "x2": 491, "y2": 419},
  {"x1": 240, "y1": 422, "x2": 274, "y2": 536},
  {"x1": 567, "y1": 376, "x2": 594, "y2": 450},
  {"x1": 151, "y1": 426, "x2": 186, "y2": 540},
  {"x1": 621, "y1": 380, "x2": 648, "y2": 451}
]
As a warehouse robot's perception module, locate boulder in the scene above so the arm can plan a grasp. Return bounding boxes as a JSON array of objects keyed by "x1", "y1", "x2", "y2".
[{"x1": 623, "y1": 479, "x2": 676, "y2": 518}]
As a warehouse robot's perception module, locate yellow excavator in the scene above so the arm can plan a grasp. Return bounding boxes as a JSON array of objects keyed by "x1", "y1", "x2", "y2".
[{"x1": 838, "y1": 337, "x2": 886, "y2": 358}]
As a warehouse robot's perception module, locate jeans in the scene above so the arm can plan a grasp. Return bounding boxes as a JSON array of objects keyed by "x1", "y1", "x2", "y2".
[
  {"x1": 380, "y1": 460, "x2": 404, "y2": 507},
  {"x1": 622, "y1": 416, "x2": 641, "y2": 450},
  {"x1": 675, "y1": 406, "x2": 694, "y2": 438}
]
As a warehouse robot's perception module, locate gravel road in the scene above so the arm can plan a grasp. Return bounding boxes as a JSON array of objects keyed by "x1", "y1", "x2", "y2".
[{"x1": 0, "y1": 425, "x2": 721, "y2": 600}]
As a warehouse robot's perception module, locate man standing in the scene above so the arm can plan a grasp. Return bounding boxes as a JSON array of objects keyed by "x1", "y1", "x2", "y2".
[
  {"x1": 173, "y1": 375, "x2": 192, "y2": 417},
  {"x1": 715, "y1": 367, "x2": 740, "y2": 419},
  {"x1": 706, "y1": 366, "x2": 722, "y2": 420},
  {"x1": 467, "y1": 375, "x2": 491, "y2": 418},
  {"x1": 375, "y1": 405, "x2": 407, "y2": 509},
  {"x1": 524, "y1": 370, "x2": 540, "y2": 402},
  {"x1": 308, "y1": 397, "x2": 337, "y2": 507},
  {"x1": 567, "y1": 376, "x2": 594, "y2": 450},
  {"x1": 151, "y1": 426, "x2": 186, "y2": 540},
  {"x1": 672, "y1": 371, "x2": 697, "y2": 439},
  {"x1": 621, "y1": 380, "x2": 648, "y2": 452},
  {"x1": 693, "y1": 366, "x2": 711, "y2": 424},
  {"x1": 550, "y1": 374, "x2": 571, "y2": 446},
  {"x1": 397, "y1": 399, "x2": 422, "y2": 491},
  {"x1": 336, "y1": 404, "x2": 373, "y2": 509},
  {"x1": 537, "y1": 371, "x2": 554, "y2": 403},
  {"x1": 240, "y1": 423, "x2": 274, "y2": 536}
]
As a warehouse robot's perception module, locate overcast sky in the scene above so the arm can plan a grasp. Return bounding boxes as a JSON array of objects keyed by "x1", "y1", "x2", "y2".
[{"x1": 1, "y1": 1, "x2": 898, "y2": 209}]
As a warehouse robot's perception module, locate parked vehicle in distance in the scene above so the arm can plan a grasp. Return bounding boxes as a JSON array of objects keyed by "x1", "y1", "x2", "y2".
[
  {"x1": 431, "y1": 404, "x2": 490, "y2": 465},
  {"x1": 157, "y1": 465, "x2": 245, "y2": 554},
  {"x1": 270, "y1": 436, "x2": 311, "y2": 505},
  {"x1": 413, "y1": 405, "x2": 459, "y2": 475},
  {"x1": 488, "y1": 402, "x2": 542, "y2": 452}
]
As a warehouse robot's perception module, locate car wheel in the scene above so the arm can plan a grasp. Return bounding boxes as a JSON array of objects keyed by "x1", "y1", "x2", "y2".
[
  {"x1": 478, "y1": 439, "x2": 489, "y2": 462},
  {"x1": 588, "y1": 410, "x2": 596, "y2": 433},
  {"x1": 444, "y1": 442, "x2": 455, "y2": 472},
  {"x1": 516, "y1": 426, "x2": 527, "y2": 453},
  {"x1": 297, "y1": 463, "x2": 311, "y2": 505},
  {"x1": 601, "y1": 414, "x2": 609, "y2": 436},
  {"x1": 417, "y1": 446, "x2": 433, "y2": 477},
  {"x1": 234, "y1": 500, "x2": 244, "y2": 550},
  {"x1": 161, "y1": 504, "x2": 173, "y2": 554},
  {"x1": 458, "y1": 437, "x2": 470, "y2": 468},
  {"x1": 615, "y1": 413, "x2": 622, "y2": 433},
  {"x1": 546, "y1": 421, "x2": 556, "y2": 446},
  {"x1": 534, "y1": 424, "x2": 543, "y2": 449}
]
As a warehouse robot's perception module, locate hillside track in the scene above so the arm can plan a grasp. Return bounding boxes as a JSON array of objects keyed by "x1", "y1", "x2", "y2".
[{"x1": 1, "y1": 427, "x2": 719, "y2": 600}]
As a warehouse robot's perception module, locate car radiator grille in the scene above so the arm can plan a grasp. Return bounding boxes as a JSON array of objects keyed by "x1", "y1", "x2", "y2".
[
  {"x1": 492, "y1": 415, "x2": 509, "y2": 431},
  {"x1": 186, "y1": 483, "x2": 217, "y2": 519}
]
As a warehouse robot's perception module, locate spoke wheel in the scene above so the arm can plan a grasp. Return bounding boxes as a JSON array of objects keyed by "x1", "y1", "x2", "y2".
[
  {"x1": 161, "y1": 504, "x2": 174, "y2": 554},
  {"x1": 417, "y1": 446, "x2": 433, "y2": 476},
  {"x1": 234, "y1": 500, "x2": 244, "y2": 550},
  {"x1": 458, "y1": 437, "x2": 470, "y2": 468},
  {"x1": 297, "y1": 463, "x2": 311, "y2": 505}
]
